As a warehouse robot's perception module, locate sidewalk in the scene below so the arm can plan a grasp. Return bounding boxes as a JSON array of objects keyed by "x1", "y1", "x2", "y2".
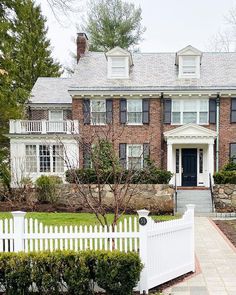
[{"x1": 164, "y1": 217, "x2": 236, "y2": 295}]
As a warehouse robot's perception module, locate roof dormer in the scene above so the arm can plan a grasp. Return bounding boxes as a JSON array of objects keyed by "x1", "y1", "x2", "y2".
[
  {"x1": 176, "y1": 45, "x2": 202, "y2": 79},
  {"x1": 106, "y1": 47, "x2": 133, "y2": 79}
]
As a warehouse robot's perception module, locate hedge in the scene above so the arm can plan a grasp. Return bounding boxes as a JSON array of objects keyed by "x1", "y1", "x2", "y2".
[
  {"x1": 0, "y1": 250, "x2": 142, "y2": 295},
  {"x1": 213, "y1": 171, "x2": 236, "y2": 184},
  {"x1": 65, "y1": 168, "x2": 172, "y2": 184}
]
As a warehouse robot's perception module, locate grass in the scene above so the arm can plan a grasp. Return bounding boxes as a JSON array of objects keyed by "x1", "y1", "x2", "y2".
[{"x1": 0, "y1": 212, "x2": 178, "y2": 226}]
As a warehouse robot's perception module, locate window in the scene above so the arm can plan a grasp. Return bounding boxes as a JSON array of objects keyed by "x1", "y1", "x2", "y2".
[
  {"x1": 90, "y1": 100, "x2": 106, "y2": 125},
  {"x1": 25, "y1": 145, "x2": 64, "y2": 173},
  {"x1": 182, "y1": 56, "x2": 197, "y2": 75},
  {"x1": 199, "y1": 149, "x2": 203, "y2": 173},
  {"x1": 49, "y1": 110, "x2": 63, "y2": 121},
  {"x1": 172, "y1": 99, "x2": 208, "y2": 125},
  {"x1": 127, "y1": 100, "x2": 142, "y2": 124},
  {"x1": 176, "y1": 149, "x2": 180, "y2": 173},
  {"x1": 127, "y1": 144, "x2": 143, "y2": 169},
  {"x1": 25, "y1": 145, "x2": 37, "y2": 173},
  {"x1": 110, "y1": 57, "x2": 127, "y2": 78},
  {"x1": 230, "y1": 144, "x2": 236, "y2": 163},
  {"x1": 231, "y1": 98, "x2": 236, "y2": 123}
]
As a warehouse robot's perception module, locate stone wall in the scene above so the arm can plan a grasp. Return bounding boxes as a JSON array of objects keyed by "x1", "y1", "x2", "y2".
[
  {"x1": 213, "y1": 184, "x2": 236, "y2": 212},
  {"x1": 59, "y1": 184, "x2": 174, "y2": 214}
]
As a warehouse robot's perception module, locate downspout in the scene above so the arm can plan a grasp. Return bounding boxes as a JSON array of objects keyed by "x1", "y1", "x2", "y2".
[
  {"x1": 216, "y1": 93, "x2": 220, "y2": 172},
  {"x1": 160, "y1": 92, "x2": 164, "y2": 169}
]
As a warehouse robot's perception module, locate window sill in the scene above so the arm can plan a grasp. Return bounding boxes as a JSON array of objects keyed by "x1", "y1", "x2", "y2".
[
  {"x1": 171, "y1": 123, "x2": 209, "y2": 126},
  {"x1": 126, "y1": 123, "x2": 143, "y2": 126},
  {"x1": 90, "y1": 123, "x2": 107, "y2": 126}
]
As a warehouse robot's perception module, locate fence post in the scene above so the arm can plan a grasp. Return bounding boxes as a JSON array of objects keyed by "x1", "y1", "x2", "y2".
[
  {"x1": 186, "y1": 204, "x2": 195, "y2": 272},
  {"x1": 137, "y1": 209, "x2": 150, "y2": 294},
  {"x1": 12, "y1": 211, "x2": 26, "y2": 252}
]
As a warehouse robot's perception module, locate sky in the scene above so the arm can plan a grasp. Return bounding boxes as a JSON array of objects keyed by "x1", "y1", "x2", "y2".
[{"x1": 38, "y1": 0, "x2": 236, "y2": 67}]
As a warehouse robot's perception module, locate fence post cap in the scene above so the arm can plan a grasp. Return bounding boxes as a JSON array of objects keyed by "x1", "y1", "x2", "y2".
[
  {"x1": 11, "y1": 211, "x2": 26, "y2": 217},
  {"x1": 137, "y1": 209, "x2": 150, "y2": 217},
  {"x1": 186, "y1": 204, "x2": 195, "y2": 210}
]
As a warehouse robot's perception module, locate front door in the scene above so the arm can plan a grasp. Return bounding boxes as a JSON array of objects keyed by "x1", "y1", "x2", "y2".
[{"x1": 182, "y1": 149, "x2": 197, "y2": 186}]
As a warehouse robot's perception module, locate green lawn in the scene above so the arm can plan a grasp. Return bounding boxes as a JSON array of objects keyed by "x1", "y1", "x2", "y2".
[{"x1": 0, "y1": 212, "x2": 178, "y2": 226}]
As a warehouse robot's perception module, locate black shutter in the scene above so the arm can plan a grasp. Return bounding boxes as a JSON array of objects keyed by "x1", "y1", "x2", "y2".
[
  {"x1": 209, "y1": 98, "x2": 216, "y2": 124},
  {"x1": 231, "y1": 98, "x2": 236, "y2": 123},
  {"x1": 119, "y1": 143, "x2": 127, "y2": 168},
  {"x1": 83, "y1": 99, "x2": 90, "y2": 125},
  {"x1": 120, "y1": 99, "x2": 127, "y2": 124},
  {"x1": 83, "y1": 143, "x2": 91, "y2": 169},
  {"x1": 164, "y1": 98, "x2": 171, "y2": 124},
  {"x1": 106, "y1": 99, "x2": 113, "y2": 124},
  {"x1": 143, "y1": 143, "x2": 150, "y2": 167},
  {"x1": 142, "y1": 99, "x2": 150, "y2": 124}
]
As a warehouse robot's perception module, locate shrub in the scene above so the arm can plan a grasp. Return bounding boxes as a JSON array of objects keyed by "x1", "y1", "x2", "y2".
[
  {"x1": 35, "y1": 175, "x2": 62, "y2": 203},
  {"x1": 0, "y1": 251, "x2": 142, "y2": 295},
  {"x1": 66, "y1": 167, "x2": 172, "y2": 185},
  {"x1": 213, "y1": 171, "x2": 236, "y2": 184},
  {"x1": 222, "y1": 161, "x2": 236, "y2": 171}
]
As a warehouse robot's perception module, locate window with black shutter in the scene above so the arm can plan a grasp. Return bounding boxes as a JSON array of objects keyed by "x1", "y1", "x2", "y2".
[
  {"x1": 231, "y1": 98, "x2": 236, "y2": 123},
  {"x1": 164, "y1": 98, "x2": 171, "y2": 124},
  {"x1": 209, "y1": 98, "x2": 216, "y2": 124}
]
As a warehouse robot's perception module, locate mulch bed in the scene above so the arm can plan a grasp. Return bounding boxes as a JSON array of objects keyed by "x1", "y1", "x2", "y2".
[{"x1": 214, "y1": 219, "x2": 236, "y2": 248}]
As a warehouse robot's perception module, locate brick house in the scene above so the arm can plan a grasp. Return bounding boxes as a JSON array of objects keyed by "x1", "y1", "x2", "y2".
[{"x1": 8, "y1": 33, "x2": 236, "y2": 187}]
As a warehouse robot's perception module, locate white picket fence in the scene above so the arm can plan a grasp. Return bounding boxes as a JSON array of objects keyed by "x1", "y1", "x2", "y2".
[{"x1": 0, "y1": 205, "x2": 195, "y2": 294}]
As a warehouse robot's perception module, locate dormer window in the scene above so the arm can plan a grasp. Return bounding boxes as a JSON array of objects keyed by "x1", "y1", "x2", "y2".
[
  {"x1": 110, "y1": 57, "x2": 127, "y2": 78},
  {"x1": 176, "y1": 45, "x2": 202, "y2": 79},
  {"x1": 182, "y1": 56, "x2": 197, "y2": 75},
  {"x1": 106, "y1": 46, "x2": 133, "y2": 79}
]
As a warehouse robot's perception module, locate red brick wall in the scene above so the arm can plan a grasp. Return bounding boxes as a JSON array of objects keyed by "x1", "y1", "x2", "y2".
[
  {"x1": 219, "y1": 97, "x2": 236, "y2": 168},
  {"x1": 72, "y1": 98, "x2": 163, "y2": 168}
]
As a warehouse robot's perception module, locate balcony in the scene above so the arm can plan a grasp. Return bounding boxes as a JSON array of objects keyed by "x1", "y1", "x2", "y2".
[{"x1": 9, "y1": 120, "x2": 79, "y2": 135}]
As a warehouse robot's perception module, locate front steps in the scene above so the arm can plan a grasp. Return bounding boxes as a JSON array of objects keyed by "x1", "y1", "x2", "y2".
[{"x1": 176, "y1": 189, "x2": 213, "y2": 214}]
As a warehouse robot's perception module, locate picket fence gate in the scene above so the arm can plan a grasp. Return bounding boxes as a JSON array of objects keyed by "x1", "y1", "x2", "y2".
[{"x1": 0, "y1": 205, "x2": 195, "y2": 294}]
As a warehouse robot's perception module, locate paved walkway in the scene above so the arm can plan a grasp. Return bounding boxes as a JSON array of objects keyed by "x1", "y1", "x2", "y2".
[{"x1": 164, "y1": 217, "x2": 236, "y2": 295}]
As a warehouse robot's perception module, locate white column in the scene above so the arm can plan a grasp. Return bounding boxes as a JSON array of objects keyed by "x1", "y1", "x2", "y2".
[
  {"x1": 137, "y1": 209, "x2": 150, "y2": 294},
  {"x1": 12, "y1": 211, "x2": 26, "y2": 252},
  {"x1": 167, "y1": 143, "x2": 174, "y2": 184},
  {"x1": 208, "y1": 143, "x2": 214, "y2": 185}
]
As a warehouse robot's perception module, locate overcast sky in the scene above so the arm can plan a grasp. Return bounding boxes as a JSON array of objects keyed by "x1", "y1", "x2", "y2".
[{"x1": 38, "y1": 0, "x2": 236, "y2": 66}]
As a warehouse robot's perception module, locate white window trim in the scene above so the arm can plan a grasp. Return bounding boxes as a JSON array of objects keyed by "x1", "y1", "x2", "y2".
[
  {"x1": 90, "y1": 99, "x2": 106, "y2": 126},
  {"x1": 127, "y1": 99, "x2": 143, "y2": 125},
  {"x1": 126, "y1": 144, "x2": 143, "y2": 169},
  {"x1": 107, "y1": 56, "x2": 129, "y2": 79},
  {"x1": 49, "y1": 110, "x2": 63, "y2": 121},
  {"x1": 178, "y1": 56, "x2": 200, "y2": 79},
  {"x1": 25, "y1": 144, "x2": 65, "y2": 174},
  {"x1": 171, "y1": 98, "x2": 209, "y2": 125}
]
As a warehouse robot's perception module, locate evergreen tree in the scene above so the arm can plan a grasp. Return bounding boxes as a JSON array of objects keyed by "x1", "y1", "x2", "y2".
[{"x1": 84, "y1": 0, "x2": 146, "y2": 51}]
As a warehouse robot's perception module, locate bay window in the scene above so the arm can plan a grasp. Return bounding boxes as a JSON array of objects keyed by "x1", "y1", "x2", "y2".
[
  {"x1": 172, "y1": 99, "x2": 208, "y2": 125},
  {"x1": 127, "y1": 100, "x2": 142, "y2": 124}
]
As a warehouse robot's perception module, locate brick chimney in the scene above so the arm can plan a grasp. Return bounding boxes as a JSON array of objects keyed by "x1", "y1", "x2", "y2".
[{"x1": 77, "y1": 33, "x2": 88, "y2": 62}]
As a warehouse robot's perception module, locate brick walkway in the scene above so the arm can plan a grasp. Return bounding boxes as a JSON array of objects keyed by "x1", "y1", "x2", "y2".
[{"x1": 164, "y1": 217, "x2": 236, "y2": 295}]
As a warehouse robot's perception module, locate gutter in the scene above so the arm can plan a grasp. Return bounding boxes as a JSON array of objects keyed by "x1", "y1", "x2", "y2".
[{"x1": 216, "y1": 93, "x2": 220, "y2": 172}]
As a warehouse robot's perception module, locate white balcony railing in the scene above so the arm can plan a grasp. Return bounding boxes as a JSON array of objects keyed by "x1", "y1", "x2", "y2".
[{"x1": 9, "y1": 120, "x2": 79, "y2": 135}]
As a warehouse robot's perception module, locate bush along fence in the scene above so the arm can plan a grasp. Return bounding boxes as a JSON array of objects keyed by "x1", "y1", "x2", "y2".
[{"x1": 0, "y1": 205, "x2": 195, "y2": 294}]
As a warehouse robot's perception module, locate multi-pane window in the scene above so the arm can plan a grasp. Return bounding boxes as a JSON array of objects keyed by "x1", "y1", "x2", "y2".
[
  {"x1": 111, "y1": 57, "x2": 126, "y2": 78},
  {"x1": 182, "y1": 56, "x2": 197, "y2": 75},
  {"x1": 25, "y1": 145, "x2": 64, "y2": 173},
  {"x1": 230, "y1": 143, "x2": 236, "y2": 163},
  {"x1": 49, "y1": 110, "x2": 63, "y2": 121},
  {"x1": 172, "y1": 99, "x2": 208, "y2": 125},
  {"x1": 48, "y1": 110, "x2": 64, "y2": 132},
  {"x1": 231, "y1": 98, "x2": 236, "y2": 123},
  {"x1": 91, "y1": 100, "x2": 106, "y2": 125},
  {"x1": 25, "y1": 145, "x2": 37, "y2": 173},
  {"x1": 127, "y1": 144, "x2": 143, "y2": 169},
  {"x1": 127, "y1": 100, "x2": 142, "y2": 124}
]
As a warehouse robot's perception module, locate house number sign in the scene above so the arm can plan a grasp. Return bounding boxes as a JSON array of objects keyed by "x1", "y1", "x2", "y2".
[{"x1": 139, "y1": 217, "x2": 147, "y2": 226}]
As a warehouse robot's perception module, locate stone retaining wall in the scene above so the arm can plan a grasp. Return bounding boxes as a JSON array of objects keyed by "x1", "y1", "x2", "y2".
[
  {"x1": 59, "y1": 184, "x2": 174, "y2": 214},
  {"x1": 213, "y1": 184, "x2": 236, "y2": 212}
]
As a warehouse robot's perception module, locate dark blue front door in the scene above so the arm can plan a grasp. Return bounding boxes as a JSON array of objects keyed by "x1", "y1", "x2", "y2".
[{"x1": 182, "y1": 149, "x2": 197, "y2": 186}]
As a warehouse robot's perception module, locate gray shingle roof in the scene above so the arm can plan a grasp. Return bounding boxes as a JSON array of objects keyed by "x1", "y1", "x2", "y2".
[
  {"x1": 29, "y1": 77, "x2": 72, "y2": 104},
  {"x1": 70, "y1": 51, "x2": 236, "y2": 91},
  {"x1": 29, "y1": 51, "x2": 236, "y2": 104}
]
